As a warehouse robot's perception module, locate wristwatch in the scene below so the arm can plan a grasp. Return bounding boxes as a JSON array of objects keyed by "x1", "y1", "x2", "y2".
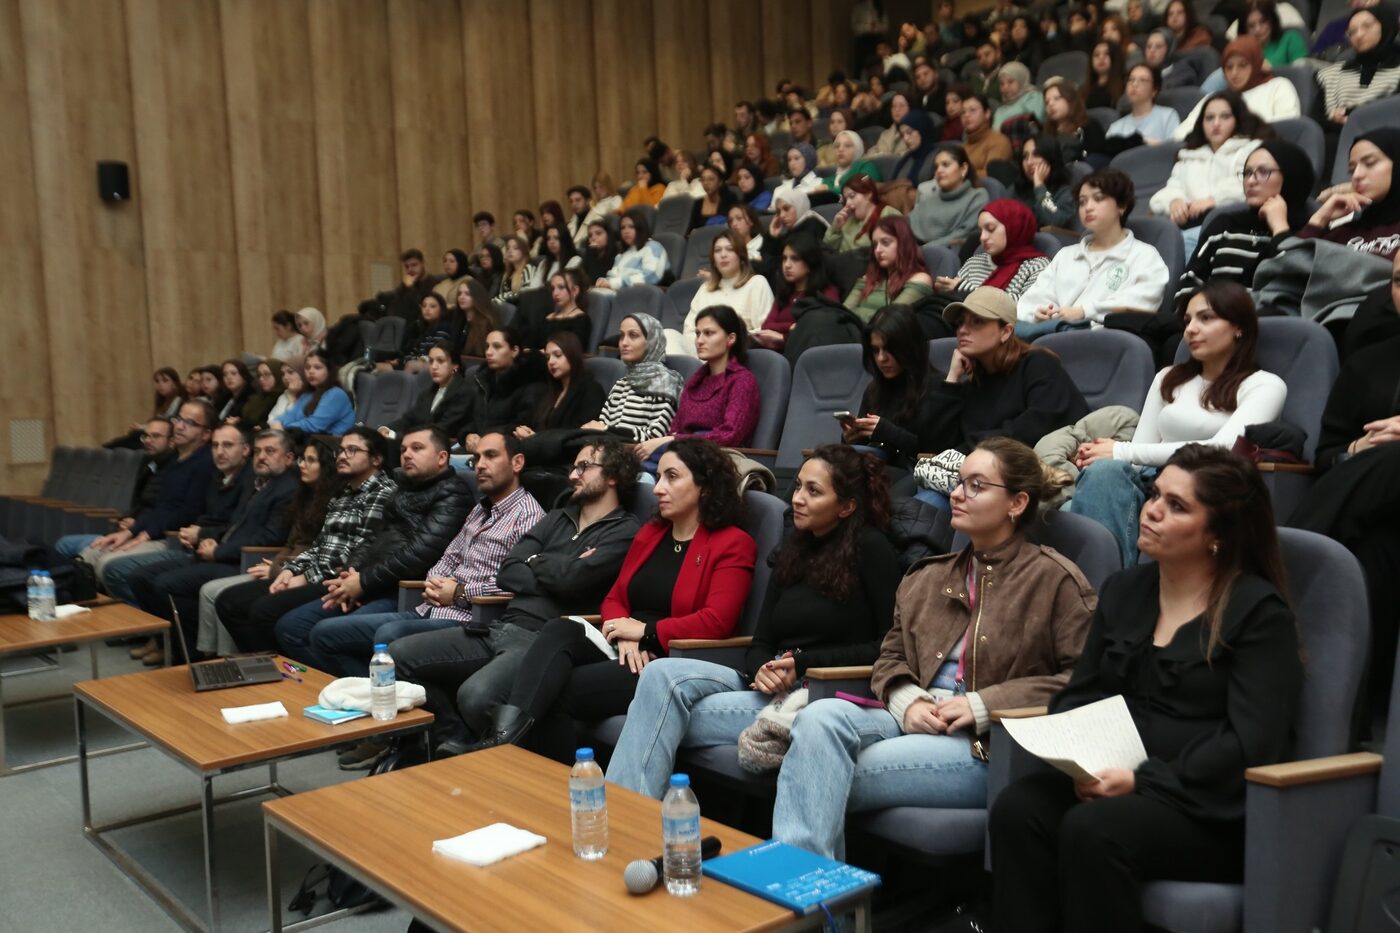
[{"x1": 453, "y1": 582, "x2": 467, "y2": 607}]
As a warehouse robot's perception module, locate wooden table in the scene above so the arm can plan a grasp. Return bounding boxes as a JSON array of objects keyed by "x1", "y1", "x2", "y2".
[
  {"x1": 0, "y1": 598, "x2": 168, "y2": 776},
  {"x1": 75, "y1": 658, "x2": 433, "y2": 932},
  {"x1": 262, "y1": 745, "x2": 872, "y2": 932}
]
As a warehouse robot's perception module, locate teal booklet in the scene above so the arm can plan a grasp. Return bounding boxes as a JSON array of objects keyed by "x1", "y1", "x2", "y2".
[
  {"x1": 303, "y1": 705, "x2": 369, "y2": 725},
  {"x1": 702, "y1": 839, "x2": 880, "y2": 915}
]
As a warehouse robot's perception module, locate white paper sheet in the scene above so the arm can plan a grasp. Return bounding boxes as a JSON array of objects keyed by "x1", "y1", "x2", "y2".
[
  {"x1": 1000, "y1": 695, "x2": 1147, "y2": 781},
  {"x1": 569, "y1": 615, "x2": 619, "y2": 660},
  {"x1": 220, "y1": 701, "x2": 288, "y2": 724},
  {"x1": 52, "y1": 605, "x2": 92, "y2": 620}
]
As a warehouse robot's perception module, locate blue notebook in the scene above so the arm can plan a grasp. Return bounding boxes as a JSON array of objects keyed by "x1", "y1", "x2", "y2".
[{"x1": 702, "y1": 839, "x2": 881, "y2": 915}]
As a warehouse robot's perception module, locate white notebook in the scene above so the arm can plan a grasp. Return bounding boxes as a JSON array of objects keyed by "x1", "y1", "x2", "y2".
[{"x1": 1000, "y1": 695, "x2": 1147, "y2": 782}]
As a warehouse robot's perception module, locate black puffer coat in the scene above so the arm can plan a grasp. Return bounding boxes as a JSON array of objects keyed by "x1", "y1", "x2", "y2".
[
  {"x1": 348, "y1": 465, "x2": 474, "y2": 598},
  {"x1": 460, "y1": 355, "x2": 548, "y2": 443}
]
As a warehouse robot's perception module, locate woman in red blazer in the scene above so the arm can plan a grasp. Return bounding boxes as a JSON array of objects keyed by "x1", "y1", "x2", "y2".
[{"x1": 467, "y1": 438, "x2": 756, "y2": 763}]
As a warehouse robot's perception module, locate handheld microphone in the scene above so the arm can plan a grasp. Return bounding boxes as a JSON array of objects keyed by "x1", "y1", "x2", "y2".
[{"x1": 623, "y1": 835, "x2": 722, "y2": 894}]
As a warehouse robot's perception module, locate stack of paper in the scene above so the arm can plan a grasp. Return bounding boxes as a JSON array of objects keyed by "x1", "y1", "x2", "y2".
[{"x1": 1000, "y1": 696, "x2": 1147, "y2": 781}]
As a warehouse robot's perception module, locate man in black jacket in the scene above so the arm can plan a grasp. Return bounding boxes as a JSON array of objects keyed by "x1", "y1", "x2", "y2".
[
  {"x1": 392, "y1": 437, "x2": 642, "y2": 753},
  {"x1": 272, "y1": 424, "x2": 473, "y2": 666},
  {"x1": 387, "y1": 248, "x2": 438, "y2": 320},
  {"x1": 125, "y1": 429, "x2": 300, "y2": 661}
]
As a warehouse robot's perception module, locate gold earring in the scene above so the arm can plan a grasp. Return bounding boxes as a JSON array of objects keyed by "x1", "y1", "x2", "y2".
[{"x1": 1210, "y1": 543, "x2": 1219, "y2": 556}]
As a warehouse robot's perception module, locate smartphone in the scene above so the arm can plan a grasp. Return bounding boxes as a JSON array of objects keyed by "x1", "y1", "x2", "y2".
[{"x1": 833, "y1": 410, "x2": 855, "y2": 425}]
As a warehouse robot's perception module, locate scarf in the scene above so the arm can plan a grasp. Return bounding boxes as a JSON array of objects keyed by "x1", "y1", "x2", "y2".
[
  {"x1": 619, "y1": 312, "x2": 683, "y2": 400},
  {"x1": 1220, "y1": 36, "x2": 1269, "y2": 92},
  {"x1": 790, "y1": 142, "x2": 818, "y2": 178},
  {"x1": 295, "y1": 306, "x2": 326, "y2": 353},
  {"x1": 896, "y1": 110, "x2": 939, "y2": 180},
  {"x1": 1355, "y1": 128, "x2": 1400, "y2": 226},
  {"x1": 835, "y1": 128, "x2": 866, "y2": 160},
  {"x1": 999, "y1": 62, "x2": 1033, "y2": 104},
  {"x1": 1254, "y1": 139, "x2": 1316, "y2": 231},
  {"x1": 980, "y1": 199, "x2": 1046, "y2": 289},
  {"x1": 1343, "y1": 3, "x2": 1400, "y2": 85},
  {"x1": 775, "y1": 189, "x2": 831, "y2": 230},
  {"x1": 445, "y1": 248, "x2": 471, "y2": 279}
]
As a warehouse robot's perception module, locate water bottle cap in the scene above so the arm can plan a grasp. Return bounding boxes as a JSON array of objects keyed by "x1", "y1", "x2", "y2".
[
  {"x1": 373, "y1": 643, "x2": 388, "y2": 652},
  {"x1": 575, "y1": 747, "x2": 594, "y2": 761},
  {"x1": 669, "y1": 773, "x2": 690, "y2": 787}
]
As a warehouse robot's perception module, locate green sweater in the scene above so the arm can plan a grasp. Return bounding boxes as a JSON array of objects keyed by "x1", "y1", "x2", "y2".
[
  {"x1": 831, "y1": 159, "x2": 884, "y2": 192},
  {"x1": 843, "y1": 277, "x2": 935, "y2": 324},
  {"x1": 823, "y1": 204, "x2": 903, "y2": 253},
  {"x1": 1264, "y1": 30, "x2": 1307, "y2": 68}
]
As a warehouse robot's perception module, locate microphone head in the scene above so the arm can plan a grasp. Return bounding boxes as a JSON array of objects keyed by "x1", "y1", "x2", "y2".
[{"x1": 624, "y1": 859, "x2": 659, "y2": 895}]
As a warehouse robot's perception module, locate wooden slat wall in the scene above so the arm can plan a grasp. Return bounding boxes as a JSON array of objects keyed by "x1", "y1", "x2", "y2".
[{"x1": 1, "y1": 0, "x2": 855, "y2": 493}]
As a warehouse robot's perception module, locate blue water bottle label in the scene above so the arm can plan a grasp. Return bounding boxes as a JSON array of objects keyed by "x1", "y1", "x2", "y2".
[
  {"x1": 570, "y1": 785, "x2": 606, "y2": 809},
  {"x1": 663, "y1": 815, "x2": 700, "y2": 840}
]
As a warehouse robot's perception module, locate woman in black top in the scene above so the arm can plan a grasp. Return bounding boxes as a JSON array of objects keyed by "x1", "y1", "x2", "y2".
[
  {"x1": 842, "y1": 305, "x2": 940, "y2": 469},
  {"x1": 579, "y1": 220, "x2": 618, "y2": 286},
  {"x1": 992, "y1": 443, "x2": 1303, "y2": 933},
  {"x1": 458, "y1": 326, "x2": 547, "y2": 454},
  {"x1": 605, "y1": 444, "x2": 900, "y2": 797},
  {"x1": 218, "y1": 359, "x2": 254, "y2": 423},
  {"x1": 399, "y1": 292, "x2": 465, "y2": 369},
  {"x1": 380, "y1": 341, "x2": 474, "y2": 441},
  {"x1": 517, "y1": 331, "x2": 605, "y2": 437},
  {"x1": 473, "y1": 243, "x2": 504, "y2": 297},
  {"x1": 518, "y1": 268, "x2": 593, "y2": 351}
]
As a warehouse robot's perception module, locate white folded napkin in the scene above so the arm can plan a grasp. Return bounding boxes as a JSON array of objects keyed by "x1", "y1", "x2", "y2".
[
  {"x1": 53, "y1": 605, "x2": 92, "y2": 620},
  {"x1": 432, "y1": 823, "x2": 547, "y2": 867},
  {"x1": 221, "y1": 701, "x2": 288, "y2": 724}
]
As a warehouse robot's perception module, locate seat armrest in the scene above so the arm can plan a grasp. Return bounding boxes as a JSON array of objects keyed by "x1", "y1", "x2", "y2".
[
  {"x1": 985, "y1": 712, "x2": 1059, "y2": 869},
  {"x1": 669, "y1": 637, "x2": 753, "y2": 650},
  {"x1": 990, "y1": 706, "x2": 1049, "y2": 721},
  {"x1": 1255, "y1": 462, "x2": 1315, "y2": 475},
  {"x1": 1245, "y1": 751, "x2": 1381, "y2": 788},
  {"x1": 727, "y1": 447, "x2": 778, "y2": 458},
  {"x1": 240, "y1": 546, "x2": 283, "y2": 574},
  {"x1": 396, "y1": 581, "x2": 425, "y2": 613},
  {"x1": 471, "y1": 594, "x2": 514, "y2": 606},
  {"x1": 804, "y1": 665, "x2": 875, "y2": 701},
  {"x1": 669, "y1": 636, "x2": 753, "y2": 671},
  {"x1": 398, "y1": 581, "x2": 426, "y2": 591}
]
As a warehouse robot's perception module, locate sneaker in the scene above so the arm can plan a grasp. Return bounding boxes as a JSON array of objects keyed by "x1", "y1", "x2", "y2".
[{"x1": 337, "y1": 740, "x2": 390, "y2": 771}]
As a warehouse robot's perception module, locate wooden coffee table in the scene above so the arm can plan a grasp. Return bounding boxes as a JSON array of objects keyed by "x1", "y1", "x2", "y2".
[
  {"x1": 0, "y1": 599, "x2": 168, "y2": 776},
  {"x1": 262, "y1": 745, "x2": 873, "y2": 932},
  {"x1": 75, "y1": 658, "x2": 433, "y2": 932}
]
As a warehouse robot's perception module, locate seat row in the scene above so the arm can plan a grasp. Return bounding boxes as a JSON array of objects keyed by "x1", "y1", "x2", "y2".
[{"x1": 0, "y1": 447, "x2": 145, "y2": 543}]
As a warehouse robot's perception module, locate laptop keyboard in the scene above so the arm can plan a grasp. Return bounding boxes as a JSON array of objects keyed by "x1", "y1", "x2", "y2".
[{"x1": 195, "y1": 660, "x2": 245, "y2": 687}]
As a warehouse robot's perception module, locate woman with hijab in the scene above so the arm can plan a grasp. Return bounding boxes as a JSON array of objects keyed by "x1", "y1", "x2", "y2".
[
  {"x1": 822, "y1": 127, "x2": 882, "y2": 195},
  {"x1": 1014, "y1": 136, "x2": 1076, "y2": 228},
  {"x1": 293, "y1": 307, "x2": 327, "y2": 360},
  {"x1": 993, "y1": 62, "x2": 1047, "y2": 133},
  {"x1": 1178, "y1": 139, "x2": 1315, "y2": 298},
  {"x1": 772, "y1": 144, "x2": 823, "y2": 204},
  {"x1": 1316, "y1": 3, "x2": 1400, "y2": 128},
  {"x1": 909, "y1": 143, "x2": 990, "y2": 246},
  {"x1": 765, "y1": 189, "x2": 831, "y2": 255},
  {"x1": 1173, "y1": 36, "x2": 1299, "y2": 140},
  {"x1": 1144, "y1": 27, "x2": 1188, "y2": 90},
  {"x1": 733, "y1": 162, "x2": 773, "y2": 211},
  {"x1": 867, "y1": 92, "x2": 914, "y2": 158},
  {"x1": 894, "y1": 110, "x2": 941, "y2": 183},
  {"x1": 431, "y1": 248, "x2": 472, "y2": 303},
  {"x1": 932, "y1": 199, "x2": 1051, "y2": 312},
  {"x1": 1300, "y1": 129, "x2": 1400, "y2": 260},
  {"x1": 619, "y1": 159, "x2": 667, "y2": 212},
  {"x1": 580, "y1": 313, "x2": 684, "y2": 444}
]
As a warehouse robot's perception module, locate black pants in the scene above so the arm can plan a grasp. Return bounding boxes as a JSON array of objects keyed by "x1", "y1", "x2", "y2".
[
  {"x1": 214, "y1": 578, "x2": 330, "y2": 653},
  {"x1": 990, "y1": 770, "x2": 1244, "y2": 933},
  {"x1": 505, "y1": 616, "x2": 642, "y2": 764},
  {"x1": 128, "y1": 560, "x2": 238, "y2": 660}
]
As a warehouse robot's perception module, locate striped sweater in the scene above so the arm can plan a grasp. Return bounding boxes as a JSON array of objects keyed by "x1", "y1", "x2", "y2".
[
  {"x1": 954, "y1": 252, "x2": 1051, "y2": 299},
  {"x1": 1316, "y1": 61, "x2": 1400, "y2": 115},
  {"x1": 1177, "y1": 214, "x2": 1286, "y2": 297},
  {"x1": 599, "y1": 381, "x2": 678, "y2": 443}
]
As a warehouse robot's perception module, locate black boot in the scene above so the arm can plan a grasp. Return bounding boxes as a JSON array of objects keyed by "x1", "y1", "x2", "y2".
[{"x1": 462, "y1": 704, "x2": 533, "y2": 753}]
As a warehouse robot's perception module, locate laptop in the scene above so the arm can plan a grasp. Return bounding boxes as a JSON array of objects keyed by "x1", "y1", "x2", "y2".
[{"x1": 168, "y1": 598, "x2": 282, "y2": 692}]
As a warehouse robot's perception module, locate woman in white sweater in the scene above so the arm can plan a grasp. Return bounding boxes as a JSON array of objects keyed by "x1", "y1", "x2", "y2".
[
  {"x1": 1172, "y1": 36, "x2": 1299, "y2": 141},
  {"x1": 1068, "y1": 280, "x2": 1286, "y2": 564},
  {"x1": 1016, "y1": 167, "x2": 1170, "y2": 332},
  {"x1": 1154, "y1": 90, "x2": 1268, "y2": 256},
  {"x1": 665, "y1": 231, "x2": 775, "y2": 355}
]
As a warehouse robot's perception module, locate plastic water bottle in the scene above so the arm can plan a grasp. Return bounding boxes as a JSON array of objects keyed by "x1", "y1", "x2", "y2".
[
  {"x1": 662, "y1": 773, "x2": 702, "y2": 896},
  {"x1": 36, "y1": 572, "x2": 56, "y2": 622},
  {"x1": 569, "y1": 747, "x2": 608, "y2": 860},
  {"x1": 369, "y1": 643, "x2": 396, "y2": 721},
  {"x1": 26, "y1": 570, "x2": 41, "y2": 620}
]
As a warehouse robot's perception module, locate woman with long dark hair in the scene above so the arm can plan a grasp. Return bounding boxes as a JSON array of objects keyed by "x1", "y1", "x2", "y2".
[
  {"x1": 453, "y1": 277, "x2": 499, "y2": 359},
  {"x1": 272, "y1": 349, "x2": 354, "y2": 435},
  {"x1": 619, "y1": 159, "x2": 667, "y2": 212},
  {"x1": 517, "y1": 268, "x2": 592, "y2": 351},
  {"x1": 1082, "y1": 39, "x2": 1127, "y2": 109},
  {"x1": 379, "y1": 341, "x2": 474, "y2": 441},
  {"x1": 527, "y1": 224, "x2": 581, "y2": 288},
  {"x1": 458, "y1": 326, "x2": 548, "y2": 454},
  {"x1": 459, "y1": 439, "x2": 756, "y2": 763},
  {"x1": 474, "y1": 243, "x2": 504, "y2": 296},
  {"x1": 844, "y1": 215, "x2": 935, "y2": 323},
  {"x1": 607, "y1": 445, "x2": 901, "y2": 797},
  {"x1": 993, "y1": 444, "x2": 1301, "y2": 933},
  {"x1": 754, "y1": 236, "x2": 840, "y2": 350},
  {"x1": 1014, "y1": 136, "x2": 1075, "y2": 228},
  {"x1": 1164, "y1": 0, "x2": 1213, "y2": 50},
  {"x1": 519, "y1": 331, "x2": 605, "y2": 436},
  {"x1": 599, "y1": 208, "x2": 669, "y2": 289},
  {"x1": 218, "y1": 359, "x2": 254, "y2": 423},
  {"x1": 1070, "y1": 281, "x2": 1284, "y2": 564},
  {"x1": 400, "y1": 292, "x2": 465, "y2": 369},
  {"x1": 239, "y1": 360, "x2": 285, "y2": 429},
  {"x1": 579, "y1": 220, "x2": 618, "y2": 285},
  {"x1": 843, "y1": 305, "x2": 939, "y2": 468},
  {"x1": 689, "y1": 164, "x2": 739, "y2": 230}
]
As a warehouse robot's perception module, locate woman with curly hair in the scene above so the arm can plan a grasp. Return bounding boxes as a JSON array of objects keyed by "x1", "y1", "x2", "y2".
[
  {"x1": 463, "y1": 438, "x2": 757, "y2": 763},
  {"x1": 607, "y1": 444, "x2": 902, "y2": 797}
]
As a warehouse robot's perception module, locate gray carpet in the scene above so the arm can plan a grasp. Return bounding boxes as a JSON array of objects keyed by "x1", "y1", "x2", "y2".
[{"x1": 0, "y1": 641, "x2": 411, "y2": 932}]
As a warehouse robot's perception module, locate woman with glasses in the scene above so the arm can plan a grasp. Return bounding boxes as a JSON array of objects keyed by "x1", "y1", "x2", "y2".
[
  {"x1": 607, "y1": 445, "x2": 901, "y2": 799},
  {"x1": 1107, "y1": 64, "x2": 1182, "y2": 148},
  {"x1": 271, "y1": 350, "x2": 354, "y2": 435},
  {"x1": 766, "y1": 437, "x2": 1096, "y2": 859},
  {"x1": 1178, "y1": 139, "x2": 1315, "y2": 299}
]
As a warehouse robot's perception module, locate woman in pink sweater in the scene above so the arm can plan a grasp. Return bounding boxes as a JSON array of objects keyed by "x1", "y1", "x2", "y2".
[{"x1": 635, "y1": 305, "x2": 761, "y2": 468}]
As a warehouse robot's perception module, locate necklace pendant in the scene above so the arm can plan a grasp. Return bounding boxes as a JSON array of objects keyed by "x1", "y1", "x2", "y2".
[{"x1": 673, "y1": 542, "x2": 683, "y2": 553}]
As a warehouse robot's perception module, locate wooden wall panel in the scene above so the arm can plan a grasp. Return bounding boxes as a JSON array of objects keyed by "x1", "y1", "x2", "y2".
[
  {"x1": 460, "y1": 0, "x2": 537, "y2": 231},
  {"x1": 20, "y1": 0, "x2": 149, "y2": 449},
  {"x1": 708, "y1": 0, "x2": 766, "y2": 138},
  {"x1": 388, "y1": 0, "x2": 475, "y2": 270},
  {"x1": 651, "y1": 3, "x2": 711, "y2": 151},
  {"x1": 809, "y1": 0, "x2": 859, "y2": 92},
  {"x1": 309, "y1": 0, "x2": 400, "y2": 320},
  {"x1": 126, "y1": 0, "x2": 241, "y2": 372},
  {"x1": 221, "y1": 0, "x2": 324, "y2": 351},
  {"x1": 592, "y1": 0, "x2": 655, "y2": 182},
  {"x1": 0, "y1": 0, "x2": 53, "y2": 493},
  {"x1": 761, "y1": 0, "x2": 815, "y2": 102},
  {"x1": 529, "y1": 0, "x2": 600, "y2": 207}
]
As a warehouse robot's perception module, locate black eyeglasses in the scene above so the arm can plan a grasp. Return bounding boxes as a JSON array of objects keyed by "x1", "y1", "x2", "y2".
[
  {"x1": 569, "y1": 461, "x2": 603, "y2": 476},
  {"x1": 953, "y1": 477, "x2": 1009, "y2": 499},
  {"x1": 337, "y1": 445, "x2": 369, "y2": 459},
  {"x1": 170, "y1": 416, "x2": 209, "y2": 429}
]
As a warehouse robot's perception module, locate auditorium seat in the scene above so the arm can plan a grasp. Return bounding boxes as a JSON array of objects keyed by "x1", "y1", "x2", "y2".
[
  {"x1": 921, "y1": 243, "x2": 961, "y2": 279},
  {"x1": 1034, "y1": 329, "x2": 1157, "y2": 411},
  {"x1": 1111, "y1": 142, "x2": 1183, "y2": 218},
  {"x1": 663, "y1": 278, "x2": 702, "y2": 332},
  {"x1": 357, "y1": 371, "x2": 419, "y2": 430},
  {"x1": 929, "y1": 336, "x2": 957, "y2": 375},
  {"x1": 1273, "y1": 117, "x2": 1326, "y2": 180},
  {"x1": 741, "y1": 349, "x2": 794, "y2": 461},
  {"x1": 1158, "y1": 86, "x2": 1206, "y2": 120},
  {"x1": 1332, "y1": 95, "x2": 1400, "y2": 183},
  {"x1": 1127, "y1": 216, "x2": 1186, "y2": 317},
  {"x1": 1037, "y1": 50, "x2": 1089, "y2": 86},
  {"x1": 582, "y1": 356, "x2": 626, "y2": 395},
  {"x1": 1273, "y1": 66, "x2": 1317, "y2": 120},
  {"x1": 652, "y1": 197, "x2": 695, "y2": 238},
  {"x1": 653, "y1": 232, "x2": 686, "y2": 282},
  {"x1": 681, "y1": 225, "x2": 724, "y2": 279},
  {"x1": 664, "y1": 354, "x2": 703, "y2": 382},
  {"x1": 773, "y1": 345, "x2": 872, "y2": 471},
  {"x1": 585, "y1": 290, "x2": 614, "y2": 352}
]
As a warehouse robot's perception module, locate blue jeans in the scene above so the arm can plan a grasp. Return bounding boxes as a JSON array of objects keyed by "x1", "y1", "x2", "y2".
[
  {"x1": 1014, "y1": 318, "x2": 1092, "y2": 341},
  {"x1": 1070, "y1": 459, "x2": 1148, "y2": 567},
  {"x1": 56, "y1": 534, "x2": 97, "y2": 558},
  {"x1": 770, "y1": 698, "x2": 988, "y2": 859},
  {"x1": 1182, "y1": 224, "x2": 1203, "y2": 260},
  {"x1": 306, "y1": 609, "x2": 460, "y2": 677},
  {"x1": 272, "y1": 596, "x2": 398, "y2": 672},
  {"x1": 101, "y1": 551, "x2": 190, "y2": 604},
  {"x1": 606, "y1": 658, "x2": 768, "y2": 799}
]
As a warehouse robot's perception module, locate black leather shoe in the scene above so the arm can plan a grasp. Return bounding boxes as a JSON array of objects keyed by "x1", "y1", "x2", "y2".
[
  {"x1": 434, "y1": 737, "x2": 474, "y2": 758},
  {"x1": 463, "y1": 704, "x2": 533, "y2": 753}
]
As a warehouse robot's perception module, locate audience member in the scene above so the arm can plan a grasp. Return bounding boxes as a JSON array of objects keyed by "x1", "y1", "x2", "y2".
[
  {"x1": 845, "y1": 216, "x2": 936, "y2": 323},
  {"x1": 773, "y1": 144, "x2": 824, "y2": 204},
  {"x1": 867, "y1": 92, "x2": 914, "y2": 157},
  {"x1": 583, "y1": 313, "x2": 682, "y2": 444},
  {"x1": 517, "y1": 332, "x2": 605, "y2": 439},
  {"x1": 754, "y1": 236, "x2": 840, "y2": 350},
  {"x1": 528, "y1": 225, "x2": 582, "y2": 288},
  {"x1": 473, "y1": 211, "x2": 505, "y2": 250},
  {"x1": 910, "y1": 143, "x2": 991, "y2": 246},
  {"x1": 1042, "y1": 79, "x2": 1109, "y2": 163},
  {"x1": 934, "y1": 200, "x2": 1051, "y2": 312},
  {"x1": 267, "y1": 360, "x2": 303, "y2": 424},
  {"x1": 1174, "y1": 37, "x2": 1300, "y2": 139},
  {"x1": 457, "y1": 327, "x2": 546, "y2": 455},
  {"x1": 961, "y1": 94, "x2": 1014, "y2": 176},
  {"x1": 824, "y1": 174, "x2": 901, "y2": 252},
  {"x1": 894, "y1": 109, "x2": 942, "y2": 182},
  {"x1": 239, "y1": 360, "x2": 284, "y2": 429},
  {"x1": 496, "y1": 236, "x2": 532, "y2": 303},
  {"x1": 843, "y1": 306, "x2": 942, "y2": 468},
  {"x1": 387, "y1": 249, "x2": 438, "y2": 320},
  {"x1": 1165, "y1": 0, "x2": 1215, "y2": 49},
  {"x1": 1243, "y1": 0, "x2": 1307, "y2": 66},
  {"x1": 566, "y1": 185, "x2": 603, "y2": 248},
  {"x1": 267, "y1": 311, "x2": 303, "y2": 366},
  {"x1": 380, "y1": 342, "x2": 473, "y2": 442},
  {"x1": 1083, "y1": 39, "x2": 1129, "y2": 108},
  {"x1": 668, "y1": 231, "x2": 775, "y2": 354},
  {"x1": 431, "y1": 249, "x2": 473, "y2": 305},
  {"x1": 1316, "y1": 3, "x2": 1400, "y2": 127},
  {"x1": 742, "y1": 132, "x2": 782, "y2": 179},
  {"x1": 734, "y1": 162, "x2": 774, "y2": 211},
  {"x1": 1107, "y1": 63, "x2": 1182, "y2": 145},
  {"x1": 619, "y1": 159, "x2": 667, "y2": 212},
  {"x1": 592, "y1": 171, "x2": 622, "y2": 216},
  {"x1": 452, "y1": 277, "x2": 499, "y2": 358},
  {"x1": 578, "y1": 221, "x2": 618, "y2": 286},
  {"x1": 689, "y1": 164, "x2": 738, "y2": 230},
  {"x1": 993, "y1": 62, "x2": 1046, "y2": 134},
  {"x1": 400, "y1": 293, "x2": 464, "y2": 369},
  {"x1": 270, "y1": 350, "x2": 354, "y2": 435},
  {"x1": 1299, "y1": 129, "x2": 1400, "y2": 260},
  {"x1": 1014, "y1": 136, "x2": 1076, "y2": 227},
  {"x1": 662, "y1": 151, "x2": 703, "y2": 200},
  {"x1": 473, "y1": 243, "x2": 504, "y2": 296},
  {"x1": 598, "y1": 208, "x2": 669, "y2": 289}
]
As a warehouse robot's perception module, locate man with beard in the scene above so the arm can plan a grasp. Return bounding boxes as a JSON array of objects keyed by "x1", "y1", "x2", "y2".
[{"x1": 390, "y1": 437, "x2": 641, "y2": 757}]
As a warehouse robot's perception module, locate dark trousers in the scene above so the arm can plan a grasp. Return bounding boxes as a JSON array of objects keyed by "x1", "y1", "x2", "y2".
[
  {"x1": 214, "y1": 578, "x2": 330, "y2": 653},
  {"x1": 506, "y1": 616, "x2": 642, "y2": 764},
  {"x1": 990, "y1": 770, "x2": 1244, "y2": 933},
  {"x1": 128, "y1": 560, "x2": 238, "y2": 660}
]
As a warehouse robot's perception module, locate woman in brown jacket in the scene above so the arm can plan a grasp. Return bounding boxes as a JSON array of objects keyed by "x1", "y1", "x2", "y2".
[{"x1": 770, "y1": 437, "x2": 1096, "y2": 859}]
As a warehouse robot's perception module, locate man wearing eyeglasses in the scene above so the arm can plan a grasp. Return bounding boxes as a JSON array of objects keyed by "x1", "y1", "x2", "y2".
[
  {"x1": 213, "y1": 426, "x2": 398, "y2": 653},
  {"x1": 393, "y1": 437, "x2": 642, "y2": 760},
  {"x1": 56, "y1": 399, "x2": 218, "y2": 589}
]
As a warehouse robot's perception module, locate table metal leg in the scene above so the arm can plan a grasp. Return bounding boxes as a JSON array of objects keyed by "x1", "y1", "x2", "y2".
[
  {"x1": 77, "y1": 699, "x2": 91, "y2": 828},
  {"x1": 266, "y1": 820, "x2": 283, "y2": 933},
  {"x1": 88, "y1": 641, "x2": 99, "y2": 680},
  {"x1": 202, "y1": 775, "x2": 220, "y2": 931}
]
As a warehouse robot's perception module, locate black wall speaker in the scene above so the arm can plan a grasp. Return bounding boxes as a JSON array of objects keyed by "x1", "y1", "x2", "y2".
[{"x1": 97, "y1": 161, "x2": 130, "y2": 202}]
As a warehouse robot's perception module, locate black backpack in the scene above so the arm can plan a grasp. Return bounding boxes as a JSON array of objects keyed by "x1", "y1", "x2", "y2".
[{"x1": 0, "y1": 536, "x2": 90, "y2": 614}]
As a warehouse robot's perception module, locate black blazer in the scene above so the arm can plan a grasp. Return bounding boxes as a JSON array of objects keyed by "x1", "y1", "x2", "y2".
[
  {"x1": 210, "y1": 469, "x2": 299, "y2": 563},
  {"x1": 536, "y1": 373, "x2": 607, "y2": 430},
  {"x1": 387, "y1": 375, "x2": 475, "y2": 440}
]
